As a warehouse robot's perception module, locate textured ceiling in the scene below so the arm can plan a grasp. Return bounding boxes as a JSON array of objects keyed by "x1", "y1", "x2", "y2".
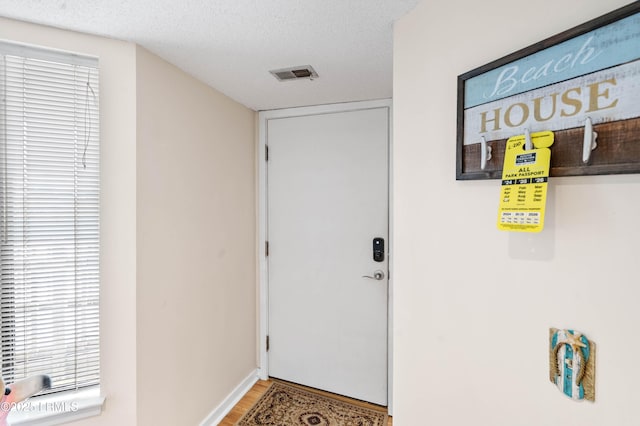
[{"x1": 0, "y1": 0, "x2": 420, "y2": 110}]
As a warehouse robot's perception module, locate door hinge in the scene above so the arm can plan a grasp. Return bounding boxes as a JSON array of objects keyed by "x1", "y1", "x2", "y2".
[
  {"x1": 266, "y1": 335, "x2": 270, "y2": 352},
  {"x1": 265, "y1": 241, "x2": 269, "y2": 257},
  {"x1": 265, "y1": 145, "x2": 269, "y2": 161}
]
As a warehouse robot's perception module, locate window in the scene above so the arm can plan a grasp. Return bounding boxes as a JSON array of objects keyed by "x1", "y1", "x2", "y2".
[{"x1": 0, "y1": 42, "x2": 99, "y2": 394}]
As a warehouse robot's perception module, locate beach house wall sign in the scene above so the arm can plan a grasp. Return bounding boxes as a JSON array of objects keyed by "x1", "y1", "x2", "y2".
[{"x1": 456, "y1": 2, "x2": 640, "y2": 180}]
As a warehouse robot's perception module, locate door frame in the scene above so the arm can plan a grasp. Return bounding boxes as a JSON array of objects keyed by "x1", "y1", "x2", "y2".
[{"x1": 257, "y1": 99, "x2": 394, "y2": 412}]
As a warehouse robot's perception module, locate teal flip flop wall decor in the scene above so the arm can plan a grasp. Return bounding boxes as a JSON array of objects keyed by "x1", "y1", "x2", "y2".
[{"x1": 549, "y1": 328, "x2": 596, "y2": 402}]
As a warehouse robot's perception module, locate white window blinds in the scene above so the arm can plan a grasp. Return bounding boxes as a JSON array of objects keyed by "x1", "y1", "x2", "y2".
[{"x1": 0, "y1": 43, "x2": 100, "y2": 394}]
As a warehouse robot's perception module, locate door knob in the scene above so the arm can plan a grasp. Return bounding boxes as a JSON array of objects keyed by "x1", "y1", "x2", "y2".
[{"x1": 362, "y1": 270, "x2": 385, "y2": 280}]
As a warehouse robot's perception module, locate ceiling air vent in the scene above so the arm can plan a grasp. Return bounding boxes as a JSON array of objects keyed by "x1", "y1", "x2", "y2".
[{"x1": 270, "y1": 65, "x2": 318, "y2": 81}]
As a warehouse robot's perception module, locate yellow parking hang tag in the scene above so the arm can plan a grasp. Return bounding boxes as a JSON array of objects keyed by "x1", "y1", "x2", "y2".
[{"x1": 497, "y1": 131, "x2": 554, "y2": 232}]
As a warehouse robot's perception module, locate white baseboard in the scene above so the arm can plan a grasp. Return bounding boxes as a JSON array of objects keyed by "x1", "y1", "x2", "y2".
[
  {"x1": 257, "y1": 367, "x2": 268, "y2": 381},
  {"x1": 199, "y1": 369, "x2": 259, "y2": 426}
]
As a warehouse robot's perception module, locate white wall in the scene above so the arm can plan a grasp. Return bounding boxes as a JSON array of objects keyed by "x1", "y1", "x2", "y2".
[
  {"x1": 135, "y1": 46, "x2": 256, "y2": 426},
  {"x1": 393, "y1": 1, "x2": 640, "y2": 425}
]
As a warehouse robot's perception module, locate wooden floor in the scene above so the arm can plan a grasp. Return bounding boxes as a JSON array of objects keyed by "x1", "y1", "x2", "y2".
[{"x1": 219, "y1": 378, "x2": 393, "y2": 425}]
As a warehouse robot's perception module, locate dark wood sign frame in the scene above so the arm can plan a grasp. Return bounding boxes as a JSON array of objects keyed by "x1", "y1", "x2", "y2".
[{"x1": 456, "y1": 2, "x2": 640, "y2": 180}]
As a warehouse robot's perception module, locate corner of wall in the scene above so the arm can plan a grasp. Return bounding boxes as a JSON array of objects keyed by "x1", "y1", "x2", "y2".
[{"x1": 135, "y1": 47, "x2": 257, "y2": 426}]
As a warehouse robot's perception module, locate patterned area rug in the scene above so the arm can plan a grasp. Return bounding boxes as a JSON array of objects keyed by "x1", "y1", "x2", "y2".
[{"x1": 235, "y1": 381, "x2": 388, "y2": 426}]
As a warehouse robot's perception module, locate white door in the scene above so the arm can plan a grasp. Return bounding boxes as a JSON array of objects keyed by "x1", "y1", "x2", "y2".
[{"x1": 267, "y1": 105, "x2": 389, "y2": 405}]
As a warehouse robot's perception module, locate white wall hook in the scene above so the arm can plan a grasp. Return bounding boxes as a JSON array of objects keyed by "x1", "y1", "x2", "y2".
[
  {"x1": 480, "y1": 136, "x2": 492, "y2": 170},
  {"x1": 582, "y1": 117, "x2": 598, "y2": 164},
  {"x1": 524, "y1": 128, "x2": 533, "y2": 151}
]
